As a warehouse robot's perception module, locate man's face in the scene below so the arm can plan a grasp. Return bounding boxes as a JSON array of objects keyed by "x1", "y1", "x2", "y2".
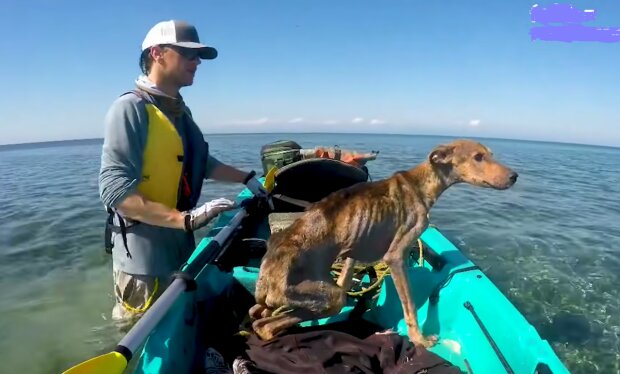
[{"x1": 151, "y1": 45, "x2": 202, "y2": 87}]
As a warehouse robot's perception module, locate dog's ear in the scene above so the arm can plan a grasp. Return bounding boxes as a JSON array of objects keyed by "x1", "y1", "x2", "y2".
[{"x1": 429, "y1": 144, "x2": 454, "y2": 165}]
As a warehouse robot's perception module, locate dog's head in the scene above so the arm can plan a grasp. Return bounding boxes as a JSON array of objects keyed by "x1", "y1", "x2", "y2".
[{"x1": 428, "y1": 140, "x2": 518, "y2": 190}]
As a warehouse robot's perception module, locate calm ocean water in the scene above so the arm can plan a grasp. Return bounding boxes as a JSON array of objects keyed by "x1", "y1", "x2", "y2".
[{"x1": 0, "y1": 133, "x2": 618, "y2": 373}]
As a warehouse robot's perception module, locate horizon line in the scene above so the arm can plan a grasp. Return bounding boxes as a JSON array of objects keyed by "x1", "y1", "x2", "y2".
[{"x1": 1, "y1": 131, "x2": 619, "y2": 151}]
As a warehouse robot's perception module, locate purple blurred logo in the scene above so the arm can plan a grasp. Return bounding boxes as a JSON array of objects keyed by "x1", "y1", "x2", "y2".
[{"x1": 530, "y1": 3, "x2": 620, "y2": 42}]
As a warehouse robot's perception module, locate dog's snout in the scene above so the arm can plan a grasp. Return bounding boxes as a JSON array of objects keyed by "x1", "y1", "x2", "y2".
[{"x1": 509, "y1": 171, "x2": 518, "y2": 184}]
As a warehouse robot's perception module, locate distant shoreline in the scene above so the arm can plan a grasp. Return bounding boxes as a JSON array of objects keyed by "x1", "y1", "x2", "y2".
[{"x1": 1, "y1": 132, "x2": 619, "y2": 151}]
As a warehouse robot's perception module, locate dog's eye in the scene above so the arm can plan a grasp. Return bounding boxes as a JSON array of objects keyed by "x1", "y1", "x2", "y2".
[{"x1": 474, "y1": 153, "x2": 484, "y2": 162}]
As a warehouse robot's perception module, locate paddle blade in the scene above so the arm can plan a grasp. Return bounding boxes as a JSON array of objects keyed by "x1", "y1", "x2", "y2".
[
  {"x1": 264, "y1": 166, "x2": 277, "y2": 192},
  {"x1": 62, "y1": 351, "x2": 127, "y2": 374}
]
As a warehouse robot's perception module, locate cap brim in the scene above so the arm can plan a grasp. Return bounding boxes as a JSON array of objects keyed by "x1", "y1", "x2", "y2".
[{"x1": 172, "y1": 42, "x2": 218, "y2": 59}]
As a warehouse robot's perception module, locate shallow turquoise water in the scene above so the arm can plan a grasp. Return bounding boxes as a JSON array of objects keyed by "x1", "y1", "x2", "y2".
[{"x1": 0, "y1": 133, "x2": 618, "y2": 373}]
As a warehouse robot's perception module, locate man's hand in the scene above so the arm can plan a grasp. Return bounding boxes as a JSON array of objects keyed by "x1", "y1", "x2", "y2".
[
  {"x1": 183, "y1": 198, "x2": 237, "y2": 232},
  {"x1": 244, "y1": 171, "x2": 268, "y2": 198},
  {"x1": 244, "y1": 171, "x2": 274, "y2": 209}
]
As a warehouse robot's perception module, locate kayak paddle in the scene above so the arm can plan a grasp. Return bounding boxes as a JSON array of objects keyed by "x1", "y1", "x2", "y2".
[{"x1": 61, "y1": 203, "x2": 250, "y2": 374}]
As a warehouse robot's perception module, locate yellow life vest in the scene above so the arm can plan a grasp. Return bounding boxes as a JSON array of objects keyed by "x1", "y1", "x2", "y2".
[{"x1": 136, "y1": 103, "x2": 184, "y2": 209}]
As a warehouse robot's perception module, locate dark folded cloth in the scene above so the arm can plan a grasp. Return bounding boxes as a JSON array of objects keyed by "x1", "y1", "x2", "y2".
[{"x1": 237, "y1": 319, "x2": 460, "y2": 374}]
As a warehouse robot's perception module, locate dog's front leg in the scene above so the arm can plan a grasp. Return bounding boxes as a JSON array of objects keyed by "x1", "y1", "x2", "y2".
[{"x1": 384, "y1": 228, "x2": 438, "y2": 348}]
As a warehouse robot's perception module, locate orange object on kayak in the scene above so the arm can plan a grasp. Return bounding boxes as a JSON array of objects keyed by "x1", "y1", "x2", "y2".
[{"x1": 311, "y1": 147, "x2": 379, "y2": 168}]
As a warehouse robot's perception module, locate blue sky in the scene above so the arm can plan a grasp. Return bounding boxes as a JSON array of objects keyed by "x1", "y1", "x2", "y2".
[{"x1": 0, "y1": 0, "x2": 618, "y2": 147}]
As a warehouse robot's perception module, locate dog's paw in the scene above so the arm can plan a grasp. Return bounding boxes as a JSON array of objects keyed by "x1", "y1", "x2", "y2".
[
  {"x1": 416, "y1": 334, "x2": 439, "y2": 348},
  {"x1": 252, "y1": 319, "x2": 279, "y2": 341},
  {"x1": 248, "y1": 304, "x2": 264, "y2": 320},
  {"x1": 408, "y1": 328, "x2": 438, "y2": 349}
]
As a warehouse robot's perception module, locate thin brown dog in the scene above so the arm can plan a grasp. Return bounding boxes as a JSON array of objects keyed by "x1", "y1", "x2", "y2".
[{"x1": 249, "y1": 139, "x2": 518, "y2": 348}]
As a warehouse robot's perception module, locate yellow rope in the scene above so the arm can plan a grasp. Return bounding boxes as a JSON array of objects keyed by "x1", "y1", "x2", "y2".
[
  {"x1": 345, "y1": 263, "x2": 390, "y2": 297},
  {"x1": 122, "y1": 277, "x2": 159, "y2": 314},
  {"x1": 330, "y1": 238, "x2": 425, "y2": 297},
  {"x1": 272, "y1": 305, "x2": 295, "y2": 317}
]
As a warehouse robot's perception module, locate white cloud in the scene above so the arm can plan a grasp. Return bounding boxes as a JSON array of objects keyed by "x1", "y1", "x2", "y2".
[
  {"x1": 289, "y1": 117, "x2": 304, "y2": 124},
  {"x1": 352, "y1": 117, "x2": 364, "y2": 124},
  {"x1": 231, "y1": 117, "x2": 270, "y2": 125},
  {"x1": 370, "y1": 118, "x2": 386, "y2": 125},
  {"x1": 469, "y1": 119, "x2": 481, "y2": 127},
  {"x1": 323, "y1": 119, "x2": 340, "y2": 125}
]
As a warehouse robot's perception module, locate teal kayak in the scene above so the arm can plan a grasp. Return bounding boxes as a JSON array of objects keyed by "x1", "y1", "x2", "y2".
[
  {"x1": 69, "y1": 154, "x2": 570, "y2": 374},
  {"x1": 135, "y1": 176, "x2": 569, "y2": 373}
]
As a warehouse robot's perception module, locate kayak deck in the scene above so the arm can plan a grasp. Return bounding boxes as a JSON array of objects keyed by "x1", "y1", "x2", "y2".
[{"x1": 230, "y1": 224, "x2": 568, "y2": 374}]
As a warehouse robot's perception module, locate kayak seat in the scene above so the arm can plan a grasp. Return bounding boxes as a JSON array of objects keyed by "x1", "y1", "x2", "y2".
[
  {"x1": 232, "y1": 266, "x2": 261, "y2": 296},
  {"x1": 267, "y1": 212, "x2": 305, "y2": 233},
  {"x1": 270, "y1": 158, "x2": 369, "y2": 212}
]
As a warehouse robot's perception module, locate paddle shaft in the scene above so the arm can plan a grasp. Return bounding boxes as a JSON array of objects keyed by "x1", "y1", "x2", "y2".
[
  {"x1": 115, "y1": 207, "x2": 248, "y2": 360},
  {"x1": 464, "y1": 301, "x2": 515, "y2": 374}
]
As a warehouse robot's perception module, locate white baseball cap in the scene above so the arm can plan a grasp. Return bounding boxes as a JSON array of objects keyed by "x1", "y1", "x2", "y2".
[{"x1": 141, "y1": 20, "x2": 218, "y2": 59}]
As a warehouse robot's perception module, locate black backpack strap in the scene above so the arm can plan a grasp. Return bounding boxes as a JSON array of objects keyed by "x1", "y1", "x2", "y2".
[
  {"x1": 116, "y1": 212, "x2": 133, "y2": 259},
  {"x1": 104, "y1": 207, "x2": 114, "y2": 255},
  {"x1": 104, "y1": 206, "x2": 134, "y2": 259}
]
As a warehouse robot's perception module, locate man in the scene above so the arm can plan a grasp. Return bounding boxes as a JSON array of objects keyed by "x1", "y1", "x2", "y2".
[{"x1": 98, "y1": 20, "x2": 268, "y2": 323}]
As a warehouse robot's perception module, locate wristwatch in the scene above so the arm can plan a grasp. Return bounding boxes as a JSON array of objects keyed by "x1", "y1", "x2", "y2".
[{"x1": 183, "y1": 212, "x2": 192, "y2": 232}]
